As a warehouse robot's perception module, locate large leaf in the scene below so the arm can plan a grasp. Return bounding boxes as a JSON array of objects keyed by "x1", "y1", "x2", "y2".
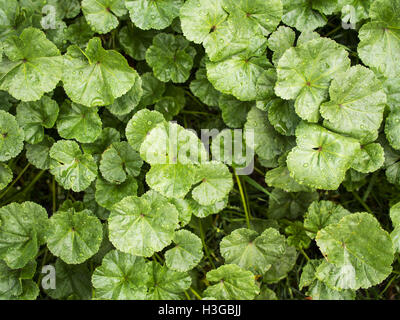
[
  {"x1": 165, "y1": 230, "x2": 203, "y2": 272},
  {"x1": 316, "y1": 212, "x2": 394, "y2": 290},
  {"x1": 108, "y1": 192, "x2": 180, "y2": 257},
  {"x1": 0, "y1": 110, "x2": 24, "y2": 161},
  {"x1": 268, "y1": 26, "x2": 295, "y2": 66},
  {"x1": 145, "y1": 33, "x2": 196, "y2": 83},
  {"x1": 0, "y1": 28, "x2": 62, "y2": 101},
  {"x1": 62, "y1": 37, "x2": 139, "y2": 107},
  {"x1": 0, "y1": 202, "x2": 48, "y2": 269},
  {"x1": 263, "y1": 242, "x2": 298, "y2": 283},
  {"x1": 82, "y1": 0, "x2": 126, "y2": 34},
  {"x1": 320, "y1": 65, "x2": 386, "y2": 143},
  {"x1": 49, "y1": 140, "x2": 98, "y2": 192},
  {"x1": 95, "y1": 177, "x2": 138, "y2": 210},
  {"x1": 220, "y1": 228, "x2": 286, "y2": 275},
  {"x1": 126, "y1": 0, "x2": 183, "y2": 30},
  {"x1": 282, "y1": 0, "x2": 327, "y2": 32},
  {"x1": 57, "y1": 101, "x2": 102, "y2": 144},
  {"x1": 358, "y1": 0, "x2": 400, "y2": 78},
  {"x1": 92, "y1": 250, "x2": 149, "y2": 300},
  {"x1": 47, "y1": 208, "x2": 103, "y2": 264},
  {"x1": 16, "y1": 96, "x2": 59, "y2": 144},
  {"x1": 287, "y1": 123, "x2": 360, "y2": 190},
  {"x1": 203, "y1": 264, "x2": 260, "y2": 300},
  {"x1": 275, "y1": 37, "x2": 350, "y2": 122}
]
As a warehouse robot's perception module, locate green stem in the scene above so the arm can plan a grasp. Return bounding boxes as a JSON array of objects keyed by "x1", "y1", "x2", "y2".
[
  {"x1": 0, "y1": 163, "x2": 30, "y2": 200},
  {"x1": 299, "y1": 247, "x2": 311, "y2": 262},
  {"x1": 233, "y1": 169, "x2": 251, "y2": 228},
  {"x1": 352, "y1": 191, "x2": 372, "y2": 213},
  {"x1": 362, "y1": 171, "x2": 377, "y2": 202},
  {"x1": 199, "y1": 219, "x2": 215, "y2": 269},
  {"x1": 52, "y1": 177, "x2": 57, "y2": 212},
  {"x1": 242, "y1": 176, "x2": 275, "y2": 199},
  {"x1": 190, "y1": 287, "x2": 203, "y2": 300}
]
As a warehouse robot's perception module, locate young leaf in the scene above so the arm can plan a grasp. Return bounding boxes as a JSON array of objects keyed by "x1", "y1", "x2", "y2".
[
  {"x1": 95, "y1": 177, "x2": 138, "y2": 210},
  {"x1": 351, "y1": 143, "x2": 385, "y2": 173},
  {"x1": 119, "y1": 24, "x2": 156, "y2": 61},
  {"x1": 26, "y1": 135, "x2": 55, "y2": 170},
  {"x1": 0, "y1": 111, "x2": 24, "y2": 161},
  {"x1": 0, "y1": 163, "x2": 12, "y2": 190},
  {"x1": 282, "y1": 0, "x2": 327, "y2": 32}
]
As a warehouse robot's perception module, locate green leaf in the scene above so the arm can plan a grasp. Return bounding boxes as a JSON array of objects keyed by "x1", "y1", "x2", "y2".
[
  {"x1": 204, "y1": 264, "x2": 260, "y2": 300},
  {"x1": 26, "y1": 135, "x2": 55, "y2": 170},
  {"x1": 0, "y1": 28, "x2": 62, "y2": 101},
  {"x1": 351, "y1": 143, "x2": 385, "y2": 173},
  {"x1": 126, "y1": 109, "x2": 165, "y2": 151},
  {"x1": 47, "y1": 208, "x2": 103, "y2": 264},
  {"x1": 358, "y1": 0, "x2": 400, "y2": 78},
  {"x1": 49, "y1": 140, "x2": 98, "y2": 192},
  {"x1": 100, "y1": 141, "x2": 143, "y2": 184},
  {"x1": 165, "y1": 229, "x2": 203, "y2": 272},
  {"x1": 82, "y1": 0, "x2": 126, "y2": 34},
  {"x1": 192, "y1": 162, "x2": 233, "y2": 206},
  {"x1": 316, "y1": 212, "x2": 394, "y2": 290},
  {"x1": 218, "y1": 94, "x2": 253, "y2": 128},
  {"x1": 275, "y1": 38, "x2": 350, "y2": 122},
  {"x1": 137, "y1": 72, "x2": 166, "y2": 108},
  {"x1": 0, "y1": 110, "x2": 24, "y2": 161},
  {"x1": 385, "y1": 109, "x2": 400, "y2": 151},
  {"x1": 189, "y1": 196, "x2": 228, "y2": 218},
  {"x1": 0, "y1": 260, "x2": 36, "y2": 299},
  {"x1": 321, "y1": 66, "x2": 386, "y2": 143},
  {"x1": 155, "y1": 85, "x2": 186, "y2": 120},
  {"x1": 287, "y1": 123, "x2": 360, "y2": 190},
  {"x1": 0, "y1": 202, "x2": 48, "y2": 269},
  {"x1": 46, "y1": 259, "x2": 92, "y2": 300},
  {"x1": 65, "y1": 17, "x2": 95, "y2": 48},
  {"x1": 119, "y1": 24, "x2": 156, "y2": 61},
  {"x1": 282, "y1": 0, "x2": 327, "y2": 32},
  {"x1": 146, "y1": 33, "x2": 196, "y2": 83},
  {"x1": 190, "y1": 60, "x2": 221, "y2": 107},
  {"x1": 263, "y1": 243, "x2": 298, "y2": 283},
  {"x1": 285, "y1": 221, "x2": 311, "y2": 249},
  {"x1": 268, "y1": 26, "x2": 295, "y2": 66},
  {"x1": 108, "y1": 192, "x2": 180, "y2": 257},
  {"x1": 62, "y1": 37, "x2": 139, "y2": 107},
  {"x1": 57, "y1": 101, "x2": 102, "y2": 144},
  {"x1": 207, "y1": 54, "x2": 276, "y2": 102},
  {"x1": 83, "y1": 183, "x2": 110, "y2": 220},
  {"x1": 0, "y1": 163, "x2": 12, "y2": 190},
  {"x1": 92, "y1": 250, "x2": 149, "y2": 300},
  {"x1": 95, "y1": 176, "x2": 138, "y2": 210},
  {"x1": 16, "y1": 96, "x2": 59, "y2": 144},
  {"x1": 81, "y1": 127, "x2": 120, "y2": 162},
  {"x1": 0, "y1": 0, "x2": 20, "y2": 41},
  {"x1": 146, "y1": 261, "x2": 191, "y2": 300},
  {"x1": 265, "y1": 166, "x2": 313, "y2": 192},
  {"x1": 220, "y1": 228, "x2": 286, "y2": 275},
  {"x1": 126, "y1": 0, "x2": 183, "y2": 30},
  {"x1": 390, "y1": 202, "x2": 400, "y2": 252},
  {"x1": 304, "y1": 200, "x2": 351, "y2": 239},
  {"x1": 339, "y1": 0, "x2": 373, "y2": 24}
]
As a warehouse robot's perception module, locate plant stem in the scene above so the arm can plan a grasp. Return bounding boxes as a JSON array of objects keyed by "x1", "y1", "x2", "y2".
[
  {"x1": 199, "y1": 219, "x2": 215, "y2": 269},
  {"x1": 233, "y1": 168, "x2": 251, "y2": 228},
  {"x1": 352, "y1": 191, "x2": 373, "y2": 213},
  {"x1": 190, "y1": 287, "x2": 203, "y2": 300},
  {"x1": 0, "y1": 163, "x2": 30, "y2": 200}
]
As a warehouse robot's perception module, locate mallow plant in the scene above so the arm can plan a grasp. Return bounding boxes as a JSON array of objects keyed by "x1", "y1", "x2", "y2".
[{"x1": 0, "y1": 0, "x2": 399, "y2": 301}]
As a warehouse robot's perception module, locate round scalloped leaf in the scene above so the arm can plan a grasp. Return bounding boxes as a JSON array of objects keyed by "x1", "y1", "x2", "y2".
[
  {"x1": 137, "y1": 72, "x2": 166, "y2": 108},
  {"x1": 189, "y1": 197, "x2": 228, "y2": 218},
  {"x1": 282, "y1": 0, "x2": 326, "y2": 32},
  {"x1": 268, "y1": 26, "x2": 295, "y2": 66},
  {"x1": 49, "y1": 140, "x2": 98, "y2": 192},
  {"x1": 339, "y1": 0, "x2": 373, "y2": 24},
  {"x1": 95, "y1": 177, "x2": 138, "y2": 210},
  {"x1": 62, "y1": 37, "x2": 138, "y2": 107},
  {"x1": 0, "y1": 28, "x2": 63, "y2": 101},
  {"x1": 265, "y1": 166, "x2": 313, "y2": 192},
  {"x1": 82, "y1": 0, "x2": 126, "y2": 34},
  {"x1": 358, "y1": 0, "x2": 400, "y2": 78},
  {"x1": 146, "y1": 33, "x2": 196, "y2": 83},
  {"x1": 268, "y1": 99, "x2": 300, "y2": 136},
  {"x1": 192, "y1": 162, "x2": 233, "y2": 206},
  {"x1": 26, "y1": 135, "x2": 55, "y2": 170},
  {"x1": 126, "y1": 109, "x2": 165, "y2": 151},
  {"x1": 16, "y1": 96, "x2": 59, "y2": 144},
  {"x1": 83, "y1": 183, "x2": 110, "y2": 220},
  {"x1": 351, "y1": 143, "x2": 385, "y2": 173},
  {"x1": 0, "y1": 0, "x2": 20, "y2": 41},
  {"x1": 109, "y1": 194, "x2": 179, "y2": 257},
  {"x1": 0, "y1": 202, "x2": 48, "y2": 269},
  {"x1": 0, "y1": 111, "x2": 24, "y2": 161},
  {"x1": 119, "y1": 24, "x2": 156, "y2": 61},
  {"x1": 220, "y1": 228, "x2": 286, "y2": 275},
  {"x1": 287, "y1": 123, "x2": 360, "y2": 190},
  {"x1": 47, "y1": 209, "x2": 103, "y2": 265},
  {"x1": 390, "y1": 202, "x2": 400, "y2": 252},
  {"x1": 263, "y1": 243, "x2": 298, "y2": 283},
  {"x1": 385, "y1": 109, "x2": 400, "y2": 151},
  {"x1": 218, "y1": 94, "x2": 253, "y2": 128},
  {"x1": 57, "y1": 101, "x2": 102, "y2": 144},
  {"x1": 304, "y1": 201, "x2": 351, "y2": 239},
  {"x1": 82, "y1": 127, "x2": 120, "y2": 159},
  {"x1": 0, "y1": 163, "x2": 12, "y2": 190},
  {"x1": 126, "y1": 0, "x2": 183, "y2": 30},
  {"x1": 100, "y1": 142, "x2": 143, "y2": 184},
  {"x1": 92, "y1": 250, "x2": 149, "y2": 300},
  {"x1": 190, "y1": 62, "x2": 221, "y2": 107},
  {"x1": 0, "y1": 260, "x2": 36, "y2": 299},
  {"x1": 165, "y1": 230, "x2": 203, "y2": 272},
  {"x1": 180, "y1": 0, "x2": 228, "y2": 44},
  {"x1": 168, "y1": 199, "x2": 193, "y2": 227},
  {"x1": 244, "y1": 107, "x2": 285, "y2": 162},
  {"x1": 275, "y1": 38, "x2": 350, "y2": 122},
  {"x1": 65, "y1": 16, "x2": 95, "y2": 47},
  {"x1": 155, "y1": 85, "x2": 186, "y2": 121},
  {"x1": 321, "y1": 66, "x2": 386, "y2": 143},
  {"x1": 207, "y1": 55, "x2": 275, "y2": 102},
  {"x1": 204, "y1": 264, "x2": 260, "y2": 300},
  {"x1": 316, "y1": 212, "x2": 394, "y2": 290},
  {"x1": 146, "y1": 261, "x2": 191, "y2": 300}
]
